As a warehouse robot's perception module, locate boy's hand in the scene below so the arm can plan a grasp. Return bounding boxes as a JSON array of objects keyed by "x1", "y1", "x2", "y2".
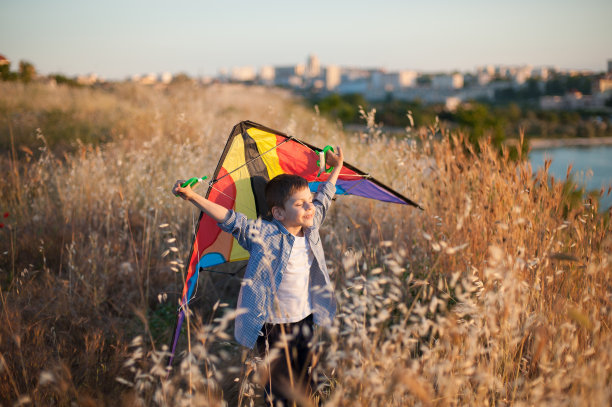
[
  {"x1": 325, "y1": 146, "x2": 344, "y2": 168},
  {"x1": 326, "y1": 146, "x2": 344, "y2": 186},
  {"x1": 172, "y1": 180, "x2": 194, "y2": 200},
  {"x1": 172, "y1": 179, "x2": 230, "y2": 223}
]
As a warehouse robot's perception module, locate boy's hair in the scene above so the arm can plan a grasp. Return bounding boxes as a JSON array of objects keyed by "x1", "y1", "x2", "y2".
[{"x1": 265, "y1": 174, "x2": 309, "y2": 211}]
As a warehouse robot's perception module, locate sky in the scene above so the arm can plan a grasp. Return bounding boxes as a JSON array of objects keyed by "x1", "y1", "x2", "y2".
[{"x1": 1, "y1": 0, "x2": 611, "y2": 80}]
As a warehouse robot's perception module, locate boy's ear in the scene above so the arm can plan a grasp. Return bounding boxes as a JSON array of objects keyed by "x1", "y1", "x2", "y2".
[{"x1": 271, "y1": 206, "x2": 284, "y2": 221}]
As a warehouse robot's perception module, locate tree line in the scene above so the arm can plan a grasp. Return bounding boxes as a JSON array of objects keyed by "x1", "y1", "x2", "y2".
[
  {"x1": 1, "y1": 59, "x2": 37, "y2": 83},
  {"x1": 308, "y1": 92, "x2": 612, "y2": 148},
  {"x1": 1, "y1": 59, "x2": 84, "y2": 86}
]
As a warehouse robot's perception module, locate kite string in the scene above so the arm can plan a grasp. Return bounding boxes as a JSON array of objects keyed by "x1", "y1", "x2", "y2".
[
  {"x1": 209, "y1": 134, "x2": 372, "y2": 188},
  {"x1": 338, "y1": 176, "x2": 368, "y2": 196},
  {"x1": 212, "y1": 136, "x2": 295, "y2": 185},
  {"x1": 205, "y1": 182, "x2": 235, "y2": 202}
]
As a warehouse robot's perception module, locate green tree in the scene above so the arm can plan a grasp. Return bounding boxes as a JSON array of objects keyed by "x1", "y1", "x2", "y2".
[
  {"x1": 545, "y1": 77, "x2": 565, "y2": 96},
  {"x1": 417, "y1": 75, "x2": 432, "y2": 86},
  {"x1": 559, "y1": 111, "x2": 580, "y2": 125},
  {"x1": 521, "y1": 78, "x2": 542, "y2": 99},
  {"x1": 317, "y1": 93, "x2": 363, "y2": 123},
  {"x1": 566, "y1": 75, "x2": 593, "y2": 95},
  {"x1": 0, "y1": 60, "x2": 18, "y2": 81},
  {"x1": 0, "y1": 61, "x2": 10, "y2": 81},
  {"x1": 506, "y1": 103, "x2": 522, "y2": 122},
  {"x1": 51, "y1": 74, "x2": 81, "y2": 87},
  {"x1": 171, "y1": 72, "x2": 192, "y2": 84},
  {"x1": 453, "y1": 103, "x2": 506, "y2": 149},
  {"x1": 18, "y1": 60, "x2": 36, "y2": 83},
  {"x1": 342, "y1": 93, "x2": 368, "y2": 109},
  {"x1": 494, "y1": 87, "x2": 517, "y2": 102}
]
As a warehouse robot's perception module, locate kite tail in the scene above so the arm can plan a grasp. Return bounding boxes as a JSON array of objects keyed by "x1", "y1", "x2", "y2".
[
  {"x1": 168, "y1": 305, "x2": 186, "y2": 368},
  {"x1": 168, "y1": 257, "x2": 201, "y2": 370}
]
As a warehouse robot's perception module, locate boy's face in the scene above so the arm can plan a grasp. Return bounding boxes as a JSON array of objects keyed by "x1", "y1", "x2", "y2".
[{"x1": 272, "y1": 187, "x2": 315, "y2": 232}]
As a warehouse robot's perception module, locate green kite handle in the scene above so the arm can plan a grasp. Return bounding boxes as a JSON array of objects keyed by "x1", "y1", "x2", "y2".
[
  {"x1": 317, "y1": 146, "x2": 335, "y2": 174},
  {"x1": 181, "y1": 176, "x2": 207, "y2": 188},
  {"x1": 175, "y1": 176, "x2": 208, "y2": 197}
]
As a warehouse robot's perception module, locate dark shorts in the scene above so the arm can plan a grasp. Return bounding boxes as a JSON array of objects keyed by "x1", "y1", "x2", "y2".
[{"x1": 256, "y1": 314, "x2": 316, "y2": 406}]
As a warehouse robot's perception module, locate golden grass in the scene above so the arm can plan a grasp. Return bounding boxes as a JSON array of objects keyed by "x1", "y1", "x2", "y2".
[{"x1": 0, "y1": 82, "x2": 610, "y2": 406}]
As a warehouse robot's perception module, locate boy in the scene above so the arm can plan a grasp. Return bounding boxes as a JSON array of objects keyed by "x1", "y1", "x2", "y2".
[{"x1": 172, "y1": 146, "x2": 343, "y2": 406}]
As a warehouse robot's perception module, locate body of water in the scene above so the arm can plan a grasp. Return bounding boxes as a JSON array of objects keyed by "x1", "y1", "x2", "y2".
[{"x1": 529, "y1": 145, "x2": 612, "y2": 211}]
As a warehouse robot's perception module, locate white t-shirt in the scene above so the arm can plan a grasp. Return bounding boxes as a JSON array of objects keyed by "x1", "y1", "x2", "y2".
[{"x1": 268, "y1": 235, "x2": 313, "y2": 323}]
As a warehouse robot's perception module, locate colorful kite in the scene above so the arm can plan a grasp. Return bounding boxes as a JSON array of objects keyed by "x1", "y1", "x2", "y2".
[{"x1": 169, "y1": 120, "x2": 420, "y2": 365}]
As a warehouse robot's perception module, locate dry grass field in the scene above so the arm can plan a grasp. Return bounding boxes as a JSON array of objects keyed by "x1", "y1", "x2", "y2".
[{"x1": 0, "y1": 81, "x2": 610, "y2": 406}]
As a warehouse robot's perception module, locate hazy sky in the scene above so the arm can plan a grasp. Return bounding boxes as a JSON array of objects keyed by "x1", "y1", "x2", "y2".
[{"x1": 1, "y1": 0, "x2": 611, "y2": 79}]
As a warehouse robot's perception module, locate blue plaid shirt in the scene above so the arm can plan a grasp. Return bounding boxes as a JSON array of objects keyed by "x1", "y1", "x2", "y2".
[{"x1": 217, "y1": 181, "x2": 337, "y2": 348}]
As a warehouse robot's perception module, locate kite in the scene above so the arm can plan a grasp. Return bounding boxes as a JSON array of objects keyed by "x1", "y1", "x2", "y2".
[{"x1": 168, "y1": 120, "x2": 421, "y2": 365}]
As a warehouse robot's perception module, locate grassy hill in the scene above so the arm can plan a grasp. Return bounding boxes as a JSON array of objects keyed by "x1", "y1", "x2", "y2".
[{"x1": 1, "y1": 82, "x2": 610, "y2": 406}]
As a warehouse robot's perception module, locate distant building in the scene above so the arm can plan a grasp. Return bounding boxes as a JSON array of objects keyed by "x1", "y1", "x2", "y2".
[
  {"x1": 458, "y1": 86, "x2": 496, "y2": 102},
  {"x1": 370, "y1": 70, "x2": 393, "y2": 92},
  {"x1": 336, "y1": 77, "x2": 369, "y2": 95},
  {"x1": 77, "y1": 73, "x2": 98, "y2": 85},
  {"x1": 340, "y1": 68, "x2": 370, "y2": 82},
  {"x1": 324, "y1": 65, "x2": 341, "y2": 90},
  {"x1": 198, "y1": 76, "x2": 213, "y2": 85},
  {"x1": 540, "y1": 96, "x2": 562, "y2": 109},
  {"x1": 495, "y1": 66, "x2": 510, "y2": 78},
  {"x1": 593, "y1": 74, "x2": 612, "y2": 94},
  {"x1": 368, "y1": 70, "x2": 417, "y2": 93},
  {"x1": 370, "y1": 71, "x2": 388, "y2": 92},
  {"x1": 312, "y1": 79, "x2": 325, "y2": 89},
  {"x1": 398, "y1": 70, "x2": 418, "y2": 87},
  {"x1": 274, "y1": 65, "x2": 304, "y2": 87},
  {"x1": 0, "y1": 54, "x2": 9, "y2": 66},
  {"x1": 394, "y1": 87, "x2": 461, "y2": 106},
  {"x1": 477, "y1": 65, "x2": 495, "y2": 76},
  {"x1": 512, "y1": 65, "x2": 533, "y2": 85},
  {"x1": 216, "y1": 68, "x2": 228, "y2": 81},
  {"x1": 532, "y1": 67, "x2": 550, "y2": 81},
  {"x1": 477, "y1": 72, "x2": 491, "y2": 85},
  {"x1": 215, "y1": 55, "x2": 612, "y2": 112},
  {"x1": 567, "y1": 69, "x2": 595, "y2": 76},
  {"x1": 295, "y1": 64, "x2": 305, "y2": 77},
  {"x1": 140, "y1": 73, "x2": 158, "y2": 85},
  {"x1": 306, "y1": 54, "x2": 321, "y2": 78},
  {"x1": 432, "y1": 73, "x2": 464, "y2": 90},
  {"x1": 259, "y1": 66, "x2": 275, "y2": 85},
  {"x1": 160, "y1": 72, "x2": 173, "y2": 84},
  {"x1": 230, "y1": 66, "x2": 256, "y2": 82},
  {"x1": 540, "y1": 91, "x2": 604, "y2": 110},
  {"x1": 445, "y1": 97, "x2": 461, "y2": 111}
]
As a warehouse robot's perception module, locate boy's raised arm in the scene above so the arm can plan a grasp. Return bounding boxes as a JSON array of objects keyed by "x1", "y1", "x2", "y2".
[{"x1": 172, "y1": 180, "x2": 230, "y2": 223}]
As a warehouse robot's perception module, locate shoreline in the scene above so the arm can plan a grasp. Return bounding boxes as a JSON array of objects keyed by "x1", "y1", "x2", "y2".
[{"x1": 527, "y1": 136, "x2": 612, "y2": 149}]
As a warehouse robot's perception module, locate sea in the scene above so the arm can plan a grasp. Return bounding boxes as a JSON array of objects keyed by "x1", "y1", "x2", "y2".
[{"x1": 529, "y1": 145, "x2": 612, "y2": 212}]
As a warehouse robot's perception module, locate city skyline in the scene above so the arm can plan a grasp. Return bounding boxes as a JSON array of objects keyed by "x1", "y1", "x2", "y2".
[{"x1": 1, "y1": 0, "x2": 611, "y2": 80}]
